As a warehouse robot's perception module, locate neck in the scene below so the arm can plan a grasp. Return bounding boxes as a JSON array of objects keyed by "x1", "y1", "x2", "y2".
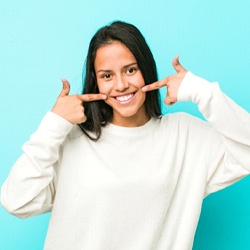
[{"x1": 111, "y1": 113, "x2": 150, "y2": 127}]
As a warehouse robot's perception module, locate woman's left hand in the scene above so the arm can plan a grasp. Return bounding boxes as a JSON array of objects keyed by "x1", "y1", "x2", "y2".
[{"x1": 142, "y1": 55, "x2": 187, "y2": 105}]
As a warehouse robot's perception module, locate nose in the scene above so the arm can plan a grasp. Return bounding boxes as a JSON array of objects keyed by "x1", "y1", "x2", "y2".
[{"x1": 114, "y1": 75, "x2": 129, "y2": 92}]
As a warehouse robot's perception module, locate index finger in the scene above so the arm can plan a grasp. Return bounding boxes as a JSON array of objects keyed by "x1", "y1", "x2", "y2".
[
  {"x1": 141, "y1": 78, "x2": 167, "y2": 92},
  {"x1": 78, "y1": 93, "x2": 107, "y2": 102}
]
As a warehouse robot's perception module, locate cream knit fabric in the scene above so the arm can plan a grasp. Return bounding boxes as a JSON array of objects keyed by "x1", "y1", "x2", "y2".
[{"x1": 2, "y1": 72, "x2": 250, "y2": 249}]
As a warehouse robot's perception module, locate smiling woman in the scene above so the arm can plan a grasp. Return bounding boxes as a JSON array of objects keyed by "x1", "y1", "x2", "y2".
[
  {"x1": 1, "y1": 20, "x2": 250, "y2": 250},
  {"x1": 94, "y1": 41, "x2": 149, "y2": 127},
  {"x1": 80, "y1": 21, "x2": 161, "y2": 140}
]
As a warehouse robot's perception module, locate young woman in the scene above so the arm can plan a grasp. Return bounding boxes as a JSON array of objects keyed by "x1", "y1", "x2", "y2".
[{"x1": 1, "y1": 21, "x2": 250, "y2": 250}]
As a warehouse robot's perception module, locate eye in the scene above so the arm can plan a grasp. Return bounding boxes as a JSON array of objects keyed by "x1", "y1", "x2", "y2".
[
  {"x1": 126, "y1": 67, "x2": 137, "y2": 75},
  {"x1": 102, "y1": 73, "x2": 112, "y2": 79}
]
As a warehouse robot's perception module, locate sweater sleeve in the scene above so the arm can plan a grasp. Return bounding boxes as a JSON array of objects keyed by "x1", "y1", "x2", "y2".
[
  {"x1": 178, "y1": 72, "x2": 250, "y2": 196},
  {"x1": 1, "y1": 111, "x2": 73, "y2": 218}
]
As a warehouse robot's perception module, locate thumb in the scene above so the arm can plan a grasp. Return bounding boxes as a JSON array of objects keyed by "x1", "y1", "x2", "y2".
[
  {"x1": 172, "y1": 55, "x2": 186, "y2": 73},
  {"x1": 59, "y1": 78, "x2": 70, "y2": 97}
]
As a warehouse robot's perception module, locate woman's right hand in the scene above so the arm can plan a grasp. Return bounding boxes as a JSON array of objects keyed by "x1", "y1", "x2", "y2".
[{"x1": 51, "y1": 78, "x2": 107, "y2": 124}]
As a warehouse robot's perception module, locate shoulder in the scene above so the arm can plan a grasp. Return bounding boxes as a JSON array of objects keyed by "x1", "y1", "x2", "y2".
[
  {"x1": 160, "y1": 112, "x2": 198, "y2": 124},
  {"x1": 160, "y1": 112, "x2": 211, "y2": 132},
  {"x1": 67, "y1": 125, "x2": 84, "y2": 140}
]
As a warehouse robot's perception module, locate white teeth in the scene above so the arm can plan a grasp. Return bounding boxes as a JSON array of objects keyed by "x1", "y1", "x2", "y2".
[{"x1": 116, "y1": 93, "x2": 134, "y2": 102}]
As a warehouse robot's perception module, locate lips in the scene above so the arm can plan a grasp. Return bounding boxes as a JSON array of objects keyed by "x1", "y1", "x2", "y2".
[{"x1": 115, "y1": 92, "x2": 135, "y2": 103}]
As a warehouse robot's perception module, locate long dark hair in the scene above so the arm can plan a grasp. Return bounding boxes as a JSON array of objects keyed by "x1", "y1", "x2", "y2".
[{"x1": 79, "y1": 21, "x2": 162, "y2": 140}]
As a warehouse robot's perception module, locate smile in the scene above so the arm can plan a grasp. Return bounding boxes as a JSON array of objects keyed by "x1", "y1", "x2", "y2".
[{"x1": 115, "y1": 92, "x2": 135, "y2": 104}]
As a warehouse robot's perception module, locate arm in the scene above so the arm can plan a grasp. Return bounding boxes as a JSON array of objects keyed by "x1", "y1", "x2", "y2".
[
  {"x1": 142, "y1": 56, "x2": 250, "y2": 195},
  {"x1": 1, "y1": 112, "x2": 73, "y2": 218},
  {"x1": 179, "y1": 71, "x2": 250, "y2": 195},
  {"x1": 1, "y1": 79, "x2": 107, "y2": 218}
]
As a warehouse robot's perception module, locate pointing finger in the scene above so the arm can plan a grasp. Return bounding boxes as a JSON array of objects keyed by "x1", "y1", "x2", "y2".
[
  {"x1": 60, "y1": 78, "x2": 70, "y2": 97},
  {"x1": 141, "y1": 78, "x2": 168, "y2": 92},
  {"x1": 78, "y1": 93, "x2": 107, "y2": 102},
  {"x1": 172, "y1": 55, "x2": 186, "y2": 73}
]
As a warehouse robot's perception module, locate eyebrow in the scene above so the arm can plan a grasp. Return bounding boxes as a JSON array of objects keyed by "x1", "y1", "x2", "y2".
[{"x1": 96, "y1": 62, "x2": 138, "y2": 74}]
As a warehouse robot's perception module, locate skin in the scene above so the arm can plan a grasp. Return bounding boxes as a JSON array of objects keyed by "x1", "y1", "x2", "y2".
[
  {"x1": 51, "y1": 80, "x2": 107, "y2": 124},
  {"x1": 94, "y1": 41, "x2": 149, "y2": 127},
  {"x1": 142, "y1": 55, "x2": 187, "y2": 105},
  {"x1": 51, "y1": 43, "x2": 187, "y2": 126}
]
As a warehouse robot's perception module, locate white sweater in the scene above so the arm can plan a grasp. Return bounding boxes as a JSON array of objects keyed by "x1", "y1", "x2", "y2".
[{"x1": 1, "y1": 72, "x2": 250, "y2": 250}]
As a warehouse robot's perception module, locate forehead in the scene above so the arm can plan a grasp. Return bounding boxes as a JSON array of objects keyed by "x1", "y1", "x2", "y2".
[{"x1": 94, "y1": 42, "x2": 136, "y2": 70}]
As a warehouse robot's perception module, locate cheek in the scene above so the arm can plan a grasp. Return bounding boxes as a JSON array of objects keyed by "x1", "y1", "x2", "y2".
[
  {"x1": 97, "y1": 81, "x2": 112, "y2": 95},
  {"x1": 135, "y1": 73, "x2": 145, "y2": 88}
]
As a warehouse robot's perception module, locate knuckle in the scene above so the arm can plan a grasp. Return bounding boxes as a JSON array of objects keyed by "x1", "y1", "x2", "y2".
[
  {"x1": 74, "y1": 96, "x2": 82, "y2": 104},
  {"x1": 76, "y1": 94, "x2": 81, "y2": 100},
  {"x1": 80, "y1": 114, "x2": 87, "y2": 123},
  {"x1": 79, "y1": 113, "x2": 85, "y2": 119},
  {"x1": 86, "y1": 94, "x2": 93, "y2": 101},
  {"x1": 154, "y1": 83, "x2": 159, "y2": 88},
  {"x1": 77, "y1": 111, "x2": 86, "y2": 122}
]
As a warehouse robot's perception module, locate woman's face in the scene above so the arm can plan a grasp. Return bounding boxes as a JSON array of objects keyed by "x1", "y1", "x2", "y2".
[{"x1": 94, "y1": 41, "x2": 149, "y2": 127}]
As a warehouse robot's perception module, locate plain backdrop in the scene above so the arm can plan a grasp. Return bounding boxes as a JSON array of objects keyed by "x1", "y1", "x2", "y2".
[{"x1": 1, "y1": 0, "x2": 250, "y2": 249}]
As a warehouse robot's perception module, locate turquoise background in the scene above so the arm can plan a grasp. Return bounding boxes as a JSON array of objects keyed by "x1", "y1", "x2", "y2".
[{"x1": 1, "y1": 0, "x2": 250, "y2": 249}]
